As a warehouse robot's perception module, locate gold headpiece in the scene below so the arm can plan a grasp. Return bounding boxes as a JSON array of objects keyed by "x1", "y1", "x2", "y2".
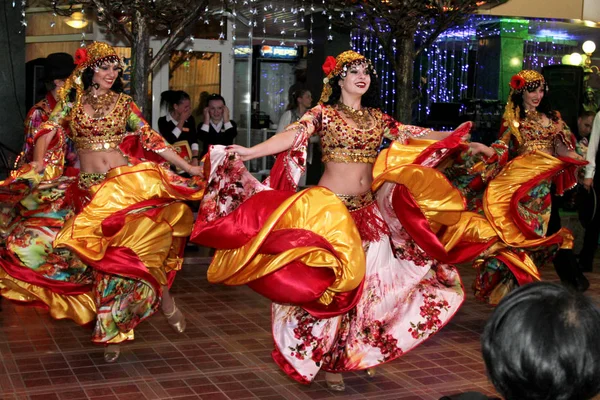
[
  {"x1": 503, "y1": 70, "x2": 546, "y2": 141},
  {"x1": 319, "y1": 50, "x2": 376, "y2": 103},
  {"x1": 58, "y1": 41, "x2": 124, "y2": 108},
  {"x1": 509, "y1": 70, "x2": 545, "y2": 94},
  {"x1": 74, "y1": 41, "x2": 122, "y2": 70}
]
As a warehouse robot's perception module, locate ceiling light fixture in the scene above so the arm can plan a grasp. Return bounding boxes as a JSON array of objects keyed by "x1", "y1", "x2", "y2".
[{"x1": 65, "y1": 11, "x2": 88, "y2": 29}]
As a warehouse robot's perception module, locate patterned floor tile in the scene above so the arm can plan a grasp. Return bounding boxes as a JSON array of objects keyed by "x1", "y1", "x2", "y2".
[{"x1": 0, "y1": 251, "x2": 599, "y2": 399}]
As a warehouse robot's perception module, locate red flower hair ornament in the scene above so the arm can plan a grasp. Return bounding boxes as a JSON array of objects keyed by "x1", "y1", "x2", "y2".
[
  {"x1": 510, "y1": 75, "x2": 526, "y2": 91},
  {"x1": 74, "y1": 47, "x2": 88, "y2": 66},
  {"x1": 322, "y1": 56, "x2": 337, "y2": 77}
]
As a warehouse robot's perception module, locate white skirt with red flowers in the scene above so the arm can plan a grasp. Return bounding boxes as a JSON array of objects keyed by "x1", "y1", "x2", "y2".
[
  {"x1": 192, "y1": 143, "x2": 474, "y2": 385},
  {"x1": 270, "y1": 192, "x2": 464, "y2": 384}
]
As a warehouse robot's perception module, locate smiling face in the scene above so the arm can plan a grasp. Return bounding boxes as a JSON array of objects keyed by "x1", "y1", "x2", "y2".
[
  {"x1": 93, "y1": 61, "x2": 121, "y2": 92},
  {"x1": 339, "y1": 63, "x2": 371, "y2": 97},
  {"x1": 208, "y1": 99, "x2": 225, "y2": 122},
  {"x1": 522, "y1": 84, "x2": 545, "y2": 111}
]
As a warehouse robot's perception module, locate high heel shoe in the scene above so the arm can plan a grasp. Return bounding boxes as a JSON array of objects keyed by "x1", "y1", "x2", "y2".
[
  {"x1": 104, "y1": 344, "x2": 120, "y2": 363},
  {"x1": 325, "y1": 372, "x2": 345, "y2": 391},
  {"x1": 366, "y1": 367, "x2": 376, "y2": 378},
  {"x1": 163, "y1": 299, "x2": 187, "y2": 333}
]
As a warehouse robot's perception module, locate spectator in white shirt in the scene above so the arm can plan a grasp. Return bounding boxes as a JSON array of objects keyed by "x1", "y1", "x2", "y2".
[
  {"x1": 276, "y1": 89, "x2": 313, "y2": 133},
  {"x1": 198, "y1": 94, "x2": 237, "y2": 157},
  {"x1": 157, "y1": 90, "x2": 200, "y2": 168},
  {"x1": 579, "y1": 110, "x2": 600, "y2": 272}
]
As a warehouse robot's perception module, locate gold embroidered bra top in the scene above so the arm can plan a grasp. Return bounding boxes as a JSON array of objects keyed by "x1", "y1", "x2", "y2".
[
  {"x1": 69, "y1": 93, "x2": 133, "y2": 151},
  {"x1": 318, "y1": 106, "x2": 383, "y2": 163}
]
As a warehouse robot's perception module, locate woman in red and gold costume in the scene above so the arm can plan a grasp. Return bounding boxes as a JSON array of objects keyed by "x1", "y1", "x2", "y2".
[
  {"x1": 0, "y1": 42, "x2": 205, "y2": 362},
  {"x1": 191, "y1": 50, "x2": 497, "y2": 390},
  {"x1": 447, "y1": 69, "x2": 588, "y2": 304}
]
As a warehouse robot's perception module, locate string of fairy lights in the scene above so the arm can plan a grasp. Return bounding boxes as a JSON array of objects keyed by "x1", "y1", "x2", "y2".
[
  {"x1": 523, "y1": 40, "x2": 577, "y2": 70},
  {"x1": 15, "y1": 2, "x2": 593, "y2": 118},
  {"x1": 351, "y1": 15, "x2": 583, "y2": 118}
]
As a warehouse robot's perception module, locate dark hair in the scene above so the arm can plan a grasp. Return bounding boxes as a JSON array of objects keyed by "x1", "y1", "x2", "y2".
[
  {"x1": 579, "y1": 110, "x2": 596, "y2": 119},
  {"x1": 160, "y1": 90, "x2": 190, "y2": 112},
  {"x1": 286, "y1": 89, "x2": 311, "y2": 111},
  {"x1": 481, "y1": 282, "x2": 600, "y2": 400},
  {"x1": 323, "y1": 71, "x2": 381, "y2": 109},
  {"x1": 510, "y1": 82, "x2": 558, "y2": 121},
  {"x1": 206, "y1": 93, "x2": 226, "y2": 106}
]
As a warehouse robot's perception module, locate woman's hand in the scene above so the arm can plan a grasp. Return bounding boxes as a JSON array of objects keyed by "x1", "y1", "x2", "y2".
[
  {"x1": 187, "y1": 164, "x2": 203, "y2": 176},
  {"x1": 469, "y1": 142, "x2": 495, "y2": 158},
  {"x1": 227, "y1": 144, "x2": 255, "y2": 161},
  {"x1": 570, "y1": 152, "x2": 585, "y2": 161},
  {"x1": 583, "y1": 177, "x2": 593, "y2": 191},
  {"x1": 30, "y1": 161, "x2": 45, "y2": 174},
  {"x1": 181, "y1": 108, "x2": 192, "y2": 122}
]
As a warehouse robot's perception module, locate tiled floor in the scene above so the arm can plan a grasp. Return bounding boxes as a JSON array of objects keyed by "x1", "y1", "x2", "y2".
[{"x1": 1, "y1": 251, "x2": 599, "y2": 400}]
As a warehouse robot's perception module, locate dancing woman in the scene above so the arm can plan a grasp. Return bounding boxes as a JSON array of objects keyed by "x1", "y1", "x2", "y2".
[
  {"x1": 192, "y1": 51, "x2": 492, "y2": 390},
  {"x1": 453, "y1": 70, "x2": 588, "y2": 303},
  {"x1": 0, "y1": 42, "x2": 205, "y2": 362}
]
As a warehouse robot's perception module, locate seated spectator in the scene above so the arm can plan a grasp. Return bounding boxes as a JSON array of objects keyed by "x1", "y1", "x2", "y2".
[
  {"x1": 481, "y1": 282, "x2": 600, "y2": 400},
  {"x1": 198, "y1": 94, "x2": 237, "y2": 157},
  {"x1": 157, "y1": 90, "x2": 200, "y2": 169},
  {"x1": 277, "y1": 89, "x2": 313, "y2": 133}
]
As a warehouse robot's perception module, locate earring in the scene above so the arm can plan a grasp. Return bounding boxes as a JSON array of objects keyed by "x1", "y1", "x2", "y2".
[{"x1": 91, "y1": 82, "x2": 100, "y2": 90}]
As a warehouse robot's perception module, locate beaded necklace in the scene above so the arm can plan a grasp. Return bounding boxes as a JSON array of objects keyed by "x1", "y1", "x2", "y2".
[
  {"x1": 525, "y1": 109, "x2": 552, "y2": 128},
  {"x1": 83, "y1": 89, "x2": 115, "y2": 118},
  {"x1": 336, "y1": 102, "x2": 371, "y2": 130}
]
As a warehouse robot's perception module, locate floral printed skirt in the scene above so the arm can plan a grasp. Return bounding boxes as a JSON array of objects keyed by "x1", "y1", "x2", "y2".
[
  {"x1": 55, "y1": 163, "x2": 205, "y2": 343},
  {"x1": 271, "y1": 198, "x2": 464, "y2": 384},
  {"x1": 190, "y1": 145, "x2": 470, "y2": 385}
]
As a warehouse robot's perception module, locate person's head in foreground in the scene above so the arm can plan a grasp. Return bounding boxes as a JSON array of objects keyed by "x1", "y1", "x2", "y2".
[{"x1": 481, "y1": 282, "x2": 600, "y2": 400}]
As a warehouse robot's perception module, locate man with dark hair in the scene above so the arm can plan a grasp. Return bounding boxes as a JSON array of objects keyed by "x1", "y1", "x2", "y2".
[
  {"x1": 198, "y1": 94, "x2": 237, "y2": 157},
  {"x1": 17, "y1": 53, "x2": 77, "y2": 168},
  {"x1": 481, "y1": 282, "x2": 600, "y2": 400},
  {"x1": 577, "y1": 110, "x2": 596, "y2": 144}
]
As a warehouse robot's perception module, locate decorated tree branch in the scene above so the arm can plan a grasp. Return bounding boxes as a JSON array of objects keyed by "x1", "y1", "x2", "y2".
[
  {"x1": 49, "y1": 0, "x2": 211, "y2": 116},
  {"x1": 324, "y1": 0, "x2": 489, "y2": 123}
]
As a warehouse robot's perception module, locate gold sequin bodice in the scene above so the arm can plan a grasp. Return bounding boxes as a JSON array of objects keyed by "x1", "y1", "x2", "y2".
[
  {"x1": 319, "y1": 106, "x2": 382, "y2": 163},
  {"x1": 515, "y1": 114, "x2": 562, "y2": 155},
  {"x1": 69, "y1": 93, "x2": 132, "y2": 151}
]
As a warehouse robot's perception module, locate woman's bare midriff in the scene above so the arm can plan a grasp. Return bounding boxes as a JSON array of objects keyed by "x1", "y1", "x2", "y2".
[
  {"x1": 78, "y1": 150, "x2": 128, "y2": 174},
  {"x1": 318, "y1": 162, "x2": 373, "y2": 195}
]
